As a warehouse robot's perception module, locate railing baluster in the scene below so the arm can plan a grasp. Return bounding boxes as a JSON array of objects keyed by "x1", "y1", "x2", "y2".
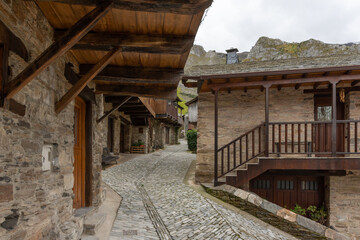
[
  {"x1": 272, "y1": 124, "x2": 275, "y2": 153},
  {"x1": 252, "y1": 130, "x2": 255, "y2": 157},
  {"x1": 348, "y1": 122, "x2": 350, "y2": 152},
  {"x1": 240, "y1": 137, "x2": 242, "y2": 164},
  {"x1": 259, "y1": 126, "x2": 261, "y2": 153},
  {"x1": 233, "y1": 142, "x2": 236, "y2": 169},
  {"x1": 291, "y1": 123, "x2": 294, "y2": 153},
  {"x1": 285, "y1": 124, "x2": 288, "y2": 153},
  {"x1": 246, "y1": 134, "x2": 249, "y2": 161},
  {"x1": 221, "y1": 149, "x2": 224, "y2": 175},
  {"x1": 305, "y1": 123, "x2": 308, "y2": 153},
  {"x1": 227, "y1": 145, "x2": 230, "y2": 173},
  {"x1": 298, "y1": 124, "x2": 301, "y2": 153},
  {"x1": 355, "y1": 122, "x2": 358, "y2": 152},
  {"x1": 311, "y1": 123, "x2": 314, "y2": 153},
  {"x1": 279, "y1": 124, "x2": 281, "y2": 153}
]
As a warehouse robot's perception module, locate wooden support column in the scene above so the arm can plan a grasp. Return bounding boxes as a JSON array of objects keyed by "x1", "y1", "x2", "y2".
[
  {"x1": 331, "y1": 80, "x2": 338, "y2": 156},
  {"x1": 264, "y1": 84, "x2": 271, "y2": 157},
  {"x1": 97, "y1": 96, "x2": 131, "y2": 123},
  {"x1": 55, "y1": 47, "x2": 122, "y2": 114},
  {"x1": 5, "y1": 1, "x2": 113, "y2": 100},
  {"x1": 0, "y1": 44, "x2": 8, "y2": 107},
  {"x1": 214, "y1": 90, "x2": 219, "y2": 186}
]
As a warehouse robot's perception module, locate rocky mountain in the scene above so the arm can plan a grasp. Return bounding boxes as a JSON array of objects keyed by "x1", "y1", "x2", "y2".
[{"x1": 178, "y1": 37, "x2": 360, "y2": 101}]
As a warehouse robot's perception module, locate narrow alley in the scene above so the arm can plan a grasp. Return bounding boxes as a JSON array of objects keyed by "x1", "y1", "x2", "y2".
[{"x1": 103, "y1": 142, "x2": 295, "y2": 240}]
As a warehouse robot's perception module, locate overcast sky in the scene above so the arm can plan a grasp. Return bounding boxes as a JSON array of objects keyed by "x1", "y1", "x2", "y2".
[{"x1": 194, "y1": 0, "x2": 360, "y2": 53}]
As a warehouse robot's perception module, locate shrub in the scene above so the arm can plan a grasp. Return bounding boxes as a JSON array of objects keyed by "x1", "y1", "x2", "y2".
[
  {"x1": 291, "y1": 204, "x2": 327, "y2": 225},
  {"x1": 186, "y1": 129, "x2": 197, "y2": 152},
  {"x1": 132, "y1": 140, "x2": 145, "y2": 147}
]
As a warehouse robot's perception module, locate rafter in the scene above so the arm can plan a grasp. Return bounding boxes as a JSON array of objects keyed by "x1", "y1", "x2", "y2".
[
  {"x1": 55, "y1": 31, "x2": 194, "y2": 54},
  {"x1": 96, "y1": 84, "x2": 177, "y2": 99},
  {"x1": 0, "y1": 20, "x2": 28, "y2": 61},
  {"x1": 97, "y1": 96, "x2": 131, "y2": 123},
  {"x1": 32, "y1": 0, "x2": 213, "y2": 14},
  {"x1": 5, "y1": 1, "x2": 113, "y2": 100},
  {"x1": 80, "y1": 65, "x2": 183, "y2": 84},
  {"x1": 55, "y1": 47, "x2": 122, "y2": 113}
]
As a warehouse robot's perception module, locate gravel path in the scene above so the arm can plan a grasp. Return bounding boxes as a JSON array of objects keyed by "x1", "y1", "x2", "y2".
[{"x1": 102, "y1": 141, "x2": 295, "y2": 240}]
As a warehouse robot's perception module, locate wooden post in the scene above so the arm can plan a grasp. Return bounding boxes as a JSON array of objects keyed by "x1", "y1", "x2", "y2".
[
  {"x1": 0, "y1": 44, "x2": 8, "y2": 107},
  {"x1": 331, "y1": 80, "x2": 338, "y2": 156},
  {"x1": 5, "y1": 1, "x2": 113, "y2": 100},
  {"x1": 264, "y1": 84, "x2": 271, "y2": 157},
  {"x1": 214, "y1": 90, "x2": 219, "y2": 186}
]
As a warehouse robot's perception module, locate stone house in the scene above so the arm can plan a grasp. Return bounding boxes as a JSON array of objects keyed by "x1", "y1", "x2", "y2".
[
  {"x1": 186, "y1": 97, "x2": 198, "y2": 130},
  {"x1": 104, "y1": 97, "x2": 182, "y2": 155},
  {"x1": 183, "y1": 54, "x2": 360, "y2": 238},
  {"x1": 0, "y1": 1, "x2": 209, "y2": 239}
]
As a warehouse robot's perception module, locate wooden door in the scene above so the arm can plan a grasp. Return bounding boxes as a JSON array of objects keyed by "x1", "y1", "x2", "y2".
[
  {"x1": 120, "y1": 123, "x2": 125, "y2": 153},
  {"x1": 297, "y1": 176, "x2": 324, "y2": 208},
  {"x1": 73, "y1": 97, "x2": 86, "y2": 209},
  {"x1": 314, "y1": 95, "x2": 344, "y2": 154},
  {"x1": 107, "y1": 117, "x2": 114, "y2": 152},
  {"x1": 273, "y1": 176, "x2": 298, "y2": 209},
  {"x1": 250, "y1": 176, "x2": 273, "y2": 202}
]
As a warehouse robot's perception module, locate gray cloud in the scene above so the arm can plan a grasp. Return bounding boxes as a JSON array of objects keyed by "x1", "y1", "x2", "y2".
[{"x1": 195, "y1": 0, "x2": 360, "y2": 52}]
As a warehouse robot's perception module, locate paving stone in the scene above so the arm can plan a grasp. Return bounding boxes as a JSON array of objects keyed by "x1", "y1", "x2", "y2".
[
  {"x1": 296, "y1": 215, "x2": 327, "y2": 235},
  {"x1": 103, "y1": 141, "x2": 294, "y2": 240}
]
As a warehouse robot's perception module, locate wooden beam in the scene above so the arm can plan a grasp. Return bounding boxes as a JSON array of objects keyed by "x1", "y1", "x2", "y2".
[
  {"x1": 64, "y1": 63, "x2": 96, "y2": 104},
  {"x1": 96, "y1": 84, "x2": 178, "y2": 100},
  {"x1": 80, "y1": 65, "x2": 183, "y2": 84},
  {"x1": 119, "y1": 107, "x2": 148, "y2": 112},
  {"x1": 208, "y1": 74, "x2": 360, "y2": 91},
  {"x1": 105, "y1": 96, "x2": 134, "y2": 103},
  {"x1": 277, "y1": 85, "x2": 282, "y2": 91},
  {"x1": 32, "y1": 0, "x2": 213, "y2": 14},
  {"x1": 183, "y1": 81, "x2": 197, "y2": 88},
  {"x1": 5, "y1": 1, "x2": 113, "y2": 100},
  {"x1": 4, "y1": 99, "x2": 26, "y2": 116},
  {"x1": 56, "y1": 31, "x2": 194, "y2": 54},
  {"x1": 295, "y1": 83, "x2": 301, "y2": 90},
  {"x1": 97, "y1": 96, "x2": 131, "y2": 123},
  {"x1": 0, "y1": 44, "x2": 8, "y2": 107},
  {"x1": 351, "y1": 80, "x2": 360, "y2": 87},
  {"x1": 119, "y1": 115, "x2": 131, "y2": 125},
  {"x1": 0, "y1": 20, "x2": 28, "y2": 61},
  {"x1": 304, "y1": 86, "x2": 360, "y2": 94},
  {"x1": 55, "y1": 47, "x2": 121, "y2": 113},
  {"x1": 313, "y1": 82, "x2": 321, "y2": 89}
]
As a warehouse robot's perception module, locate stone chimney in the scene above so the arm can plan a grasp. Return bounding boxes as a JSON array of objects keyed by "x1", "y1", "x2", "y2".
[{"x1": 226, "y1": 48, "x2": 239, "y2": 64}]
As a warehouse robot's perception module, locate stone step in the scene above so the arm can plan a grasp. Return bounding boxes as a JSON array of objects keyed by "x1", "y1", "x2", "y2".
[
  {"x1": 81, "y1": 235, "x2": 99, "y2": 240},
  {"x1": 83, "y1": 213, "x2": 106, "y2": 235}
]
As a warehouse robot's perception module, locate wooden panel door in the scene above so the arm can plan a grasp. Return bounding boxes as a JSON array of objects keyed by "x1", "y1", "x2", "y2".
[
  {"x1": 297, "y1": 176, "x2": 324, "y2": 208},
  {"x1": 73, "y1": 97, "x2": 86, "y2": 209},
  {"x1": 273, "y1": 176, "x2": 298, "y2": 209},
  {"x1": 314, "y1": 95, "x2": 344, "y2": 154},
  {"x1": 250, "y1": 176, "x2": 273, "y2": 202},
  {"x1": 120, "y1": 123, "x2": 125, "y2": 153}
]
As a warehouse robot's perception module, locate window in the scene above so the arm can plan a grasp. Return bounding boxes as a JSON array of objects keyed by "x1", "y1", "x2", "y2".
[
  {"x1": 277, "y1": 180, "x2": 294, "y2": 190},
  {"x1": 253, "y1": 179, "x2": 271, "y2": 190},
  {"x1": 301, "y1": 180, "x2": 318, "y2": 191},
  {"x1": 317, "y1": 106, "x2": 332, "y2": 121}
]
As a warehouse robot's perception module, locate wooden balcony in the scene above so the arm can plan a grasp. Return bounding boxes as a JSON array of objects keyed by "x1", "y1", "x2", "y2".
[
  {"x1": 155, "y1": 99, "x2": 182, "y2": 125},
  {"x1": 214, "y1": 120, "x2": 360, "y2": 186}
]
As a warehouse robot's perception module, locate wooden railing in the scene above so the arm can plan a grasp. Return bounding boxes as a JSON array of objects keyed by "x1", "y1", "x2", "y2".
[{"x1": 214, "y1": 120, "x2": 360, "y2": 184}]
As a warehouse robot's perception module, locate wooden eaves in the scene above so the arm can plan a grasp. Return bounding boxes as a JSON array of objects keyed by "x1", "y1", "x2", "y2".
[{"x1": 3, "y1": 0, "x2": 212, "y2": 113}]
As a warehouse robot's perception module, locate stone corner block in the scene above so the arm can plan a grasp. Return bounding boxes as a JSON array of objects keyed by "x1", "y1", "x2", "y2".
[
  {"x1": 233, "y1": 188, "x2": 250, "y2": 200},
  {"x1": 63, "y1": 173, "x2": 74, "y2": 190},
  {"x1": 296, "y1": 214, "x2": 326, "y2": 235},
  {"x1": 276, "y1": 208, "x2": 297, "y2": 222},
  {"x1": 260, "y1": 200, "x2": 282, "y2": 214},
  {"x1": 325, "y1": 228, "x2": 351, "y2": 240},
  {"x1": 222, "y1": 184, "x2": 238, "y2": 194},
  {"x1": 247, "y1": 193, "x2": 263, "y2": 206}
]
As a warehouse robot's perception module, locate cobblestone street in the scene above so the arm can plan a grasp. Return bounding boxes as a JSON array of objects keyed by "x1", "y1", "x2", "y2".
[{"x1": 102, "y1": 141, "x2": 296, "y2": 240}]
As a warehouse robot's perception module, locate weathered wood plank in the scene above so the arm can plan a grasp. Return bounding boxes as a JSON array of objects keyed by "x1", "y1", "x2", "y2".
[
  {"x1": 4, "y1": 99, "x2": 26, "y2": 116},
  {"x1": 5, "y1": 1, "x2": 113, "y2": 100},
  {"x1": 55, "y1": 47, "x2": 121, "y2": 113},
  {"x1": 32, "y1": 0, "x2": 213, "y2": 14},
  {"x1": 80, "y1": 64, "x2": 183, "y2": 84},
  {"x1": 0, "y1": 44, "x2": 8, "y2": 107},
  {"x1": 96, "y1": 84, "x2": 177, "y2": 99},
  {"x1": 55, "y1": 31, "x2": 194, "y2": 53},
  {"x1": 64, "y1": 63, "x2": 96, "y2": 104},
  {"x1": 97, "y1": 96, "x2": 131, "y2": 123}
]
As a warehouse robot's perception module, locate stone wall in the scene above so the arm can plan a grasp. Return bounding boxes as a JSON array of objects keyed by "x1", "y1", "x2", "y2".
[
  {"x1": 196, "y1": 87, "x2": 314, "y2": 182},
  {"x1": 131, "y1": 126, "x2": 149, "y2": 154},
  {"x1": 0, "y1": 1, "x2": 106, "y2": 239}
]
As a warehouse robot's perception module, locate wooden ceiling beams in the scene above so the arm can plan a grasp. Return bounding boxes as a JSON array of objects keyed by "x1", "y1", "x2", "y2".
[
  {"x1": 55, "y1": 31, "x2": 194, "y2": 54},
  {"x1": 79, "y1": 65, "x2": 183, "y2": 85},
  {"x1": 5, "y1": 1, "x2": 113, "y2": 100},
  {"x1": 96, "y1": 84, "x2": 178, "y2": 100},
  {"x1": 97, "y1": 96, "x2": 131, "y2": 123},
  {"x1": 33, "y1": 0, "x2": 212, "y2": 14}
]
